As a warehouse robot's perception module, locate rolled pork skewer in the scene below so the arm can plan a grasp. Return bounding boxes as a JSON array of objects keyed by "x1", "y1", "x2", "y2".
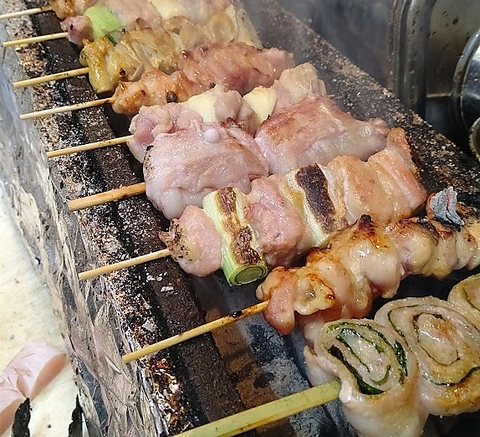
[
  {"x1": 304, "y1": 319, "x2": 427, "y2": 437},
  {"x1": 375, "y1": 296, "x2": 480, "y2": 417},
  {"x1": 257, "y1": 189, "x2": 480, "y2": 336}
]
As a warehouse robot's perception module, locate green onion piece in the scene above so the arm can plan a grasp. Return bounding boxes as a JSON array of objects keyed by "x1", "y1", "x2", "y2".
[
  {"x1": 84, "y1": 6, "x2": 123, "y2": 41},
  {"x1": 203, "y1": 187, "x2": 268, "y2": 286}
]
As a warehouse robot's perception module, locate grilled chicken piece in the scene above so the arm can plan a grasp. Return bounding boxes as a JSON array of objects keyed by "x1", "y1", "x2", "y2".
[
  {"x1": 60, "y1": 0, "x2": 237, "y2": 46},
  {"x1": 128, "y1": 84, "x2": 256, "y2": 162},
  {"x1": 161, "y1": 128, "x2": 426, "y2": 280},
  {"x1": 257, "y1": 207, "x2": 480, "y2": 335},
  {"x1": 143, "y1": 121, "x2": 268, "y2": 219},
  {"x1": 50, "y1": 0, "x2": 97, "y2": 19},
  {"x1": 111, "y1": 42, "x2": 294, "y2": 115},
  {"x1": 79, "y1": 6, "x2": 262, "y2": 92},
  {"x1": 255, "y1": 95, "x2": 389, "y2": 174},
  {"x1": 127, "y1": 62, "x2": 327, "y2": 162}
]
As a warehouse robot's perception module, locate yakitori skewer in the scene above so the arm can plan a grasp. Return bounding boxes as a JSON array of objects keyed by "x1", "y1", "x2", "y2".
[
  {"x1": 47, "y1": 135, "x2": 133, "y2": 158},
  {"x1": 0, "y1": 5, "x2": 53, "y2": 20},
  {"x1": 176, "y1": 381, "x2": 341, "y2": 437},
  {"x1": 122, "y1": 299, "x2": 340, "y2": 434},
  {"x1": 13, "y1": 67, "x2": 89, "y2": 88},
  {"x1": 2, "y1": 31, "x2": 68, "y2": 47}
]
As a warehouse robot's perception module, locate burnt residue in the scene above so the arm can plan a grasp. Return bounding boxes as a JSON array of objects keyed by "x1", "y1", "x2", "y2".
[{"x1": 295, "y1": 164, "x2": 338, "y2": 233}]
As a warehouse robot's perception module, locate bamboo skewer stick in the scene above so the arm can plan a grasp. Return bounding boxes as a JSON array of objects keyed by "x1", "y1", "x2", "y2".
[
  {"x1": 176, "y1": 380, "x2": 342, "y2": 437},
  {"x1": 0, "y1": 5, "x2": 53, "y2": 20},
  {"x1": 47, "y1": 135, "x2": 133, "y2": 158},
  {"x1": 122, "y1": 301, "x2": 269, "y2": 363},
  {"x1": 68, "y1": 181, "x2": 146, "y2": 211},
  {"x1": 78, "y1": 247, "x2": 170, "y2": 280},
  {"x1": 20, "y1": 96, "x2": 113, "y2": 120},
  {"x1": 3, "y1": 31, "x2": 68, "y2": 47},
  {"x1": 122, "y1": 301, "x2": 341, "y2": 435},
  {"x1": 13, "y1": 66, "x2": 89, "y2": 88}
]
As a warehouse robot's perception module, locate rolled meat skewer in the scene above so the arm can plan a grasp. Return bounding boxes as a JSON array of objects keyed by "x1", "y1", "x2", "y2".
[
  {"x1": 257, "y1": 190, "x2": 480, "y2": 335},
  {"x1": 375, "y1": 296, "x2": 480, "y2": 417},
  {"x1": 305, "y1": 319, "x2": 427, "y2": 437},
  {"x1": 447, "y1": 273, "x2": 480, "y2": 328}
]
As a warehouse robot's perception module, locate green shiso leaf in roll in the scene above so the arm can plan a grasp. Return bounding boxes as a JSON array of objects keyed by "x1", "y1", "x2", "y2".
[
  {"x1": 306, "y1": 319, "x2": 427, "y2": 437},
  {"x1": 202, "y1": 187, "x2": 268, "y2": 285}
]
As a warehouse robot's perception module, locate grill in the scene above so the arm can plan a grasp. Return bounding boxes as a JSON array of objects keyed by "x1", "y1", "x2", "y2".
[{"x1": 1, "y1": 1, "x2": 480, "y2": 436}]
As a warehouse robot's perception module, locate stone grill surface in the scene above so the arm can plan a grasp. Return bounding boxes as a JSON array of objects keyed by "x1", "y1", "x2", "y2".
[{"x1": 1, "y1": 0, "x2": 480, "y2": 436}]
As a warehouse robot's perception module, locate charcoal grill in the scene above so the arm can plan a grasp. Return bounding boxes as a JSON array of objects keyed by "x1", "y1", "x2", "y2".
[{"x1": 1, "y1": 0, "x2": 480, "y2": 436}]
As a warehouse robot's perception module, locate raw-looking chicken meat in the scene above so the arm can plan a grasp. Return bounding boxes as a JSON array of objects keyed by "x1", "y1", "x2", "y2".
[
  {"x1": 0, "y1": 369, "x2": 25, "y2": 435},
  {"x1": 0, "y1": 341, "x2": 66, "y2": 434},
  {"x1": 143, "y1": 121, "x2": 268, "y2": 219},
  {"x1": 127, "y1": 62, "x2": 328, "y2": 162},
  {"x1": 305, "y1": 319, "x2": 427, "y2": 437},
  {"x1": 254, "y1": 95, "x2": 389, "y2": 174},
  {"x1": 128, "y1": 84, "x2": 255, "y2": 162},
  {"x1": 160, "y1": 128, "x2": 426, "y2": 278}
]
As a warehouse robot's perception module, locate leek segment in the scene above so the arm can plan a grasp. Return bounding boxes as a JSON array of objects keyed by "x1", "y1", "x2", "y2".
[
  {"x1": 84, "y1": 6, "x2": 123, "y2": 41},
  {"x1": 203, "y1": 188, "x2": 268, "y2": 286}
]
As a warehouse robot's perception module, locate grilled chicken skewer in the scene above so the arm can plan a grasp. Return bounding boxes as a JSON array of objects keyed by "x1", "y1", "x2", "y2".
[
  {"x1": 79, "y1": 127, "x2": 425, "y2": 284},
  {"x1": 20, "y1": 40, "x2": 294, "y2": 119},
  {"x1": 2, "y1": 0, "x2": 235, "y2": 45},
  {"x1": 136, "y1": 127, "x2": 425, "y2": 285},
  {"x1": 9, "y1": 2, "x2": 261, "y2": 96},
  {"x1": 137, "y1": 62, "x2": 389, "y2": 219},
  {"x1": 257, "y1": 189, "x2": 480, "y2": 336}
]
